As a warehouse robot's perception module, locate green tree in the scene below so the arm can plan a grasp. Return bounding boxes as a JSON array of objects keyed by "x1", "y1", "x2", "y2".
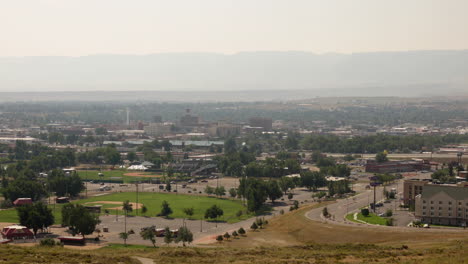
[
  {"x1": 375, "y1": 152, "x2": 389, "y2": 163},
  {"x1": 204, "y1": 204, "x2": 224, "y2": 220},
  {"x1": 61, "y1": 204, "x2": 100, "y2": 238},
  {"x1": 223, "y1": 232, "x2": 231, "y2": 241},
  {"x1": 361, "y1": 208, "x2": 369, "y2": 217},
  {"x1": 214, "y1": 186, "x2": 226, "y2": 197},
  {"x1": 17, "y1": 202, "x2": 54, "y2": 236},
  {"x1": 229, "y1": 188, "x2": 237, "y2": 198},
  {"x1": 266, "y1": 180, "x2": 283, "y2": 203},
  {"x1": 141, "y1": 205, "x2": 148, "y2": 216},
  {"x1": 278, "y1": 177, "x2": 294, "y2": 194},
  {"x1": 105, "y1": 146, "x2": 121, "y2": 165},
  {"x1": 127, "y1": 151, "x2": 137, "y2": 162},
  {"x1": 165, "y1": 181, "x2": 172, "y2": 192},
  {"x1": 238, "y1": 227, "x2": 246, "y2": 236},
  {"x1": 216, "y1": 235, "x2": 223, "y2": 243},
  {"x1": 224, "y1": 137, "x2": 237, "y2": 154},
  {"x1": 159, "y1": 200, "x2": 173, "y2": 217},
  {"x1": 232, "y1": 230, "x2": 238, "y2": 239},
  {"x1": 250, "y1": 222, "x2": 258, "y2": 231},
  {"x1": 175, "y1": 226, "x2": 193, "y2": 246},
  {"x1": 140, "y1": 227, "x2": 156, "y2": 247},
  {"x1": 119, "y1": 232, "x2": 129, "y2": 246},
  {"x1": 164, "y1": 227, "x2": 172, "y2": 245},
  {"x1": 183, "y1": 207, "x2": 194, "y2": 219},
  {"x1": 3, "y1": 176, "x2": 47, "y2": 202},
  {"x1": 204, "y1": 186, "x2": 214, "y2": 195}
]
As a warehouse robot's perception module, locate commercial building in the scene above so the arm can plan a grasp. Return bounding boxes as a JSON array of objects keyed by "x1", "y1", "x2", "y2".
[
  {"x1": 180, "y1": 109, "x2": 200, "y2": 127},
  {"x1": 208, "y1": 123, "x2": 241, "y2": 138},
  {"x1": 365, "y1": 159, "x2": 431, "y2": 173},
  {"x1": 415, "y1": 184, "x2": 468, "y2": 226},
  {"x1": 403, "y1": 179, "x2": 430, "y2": 206},
  {"x1": 248, "y1": 117, "x2": 272, "y2": 131},
  {"x1": 143, "y1": 123, "x2": 172, "y2": 137}
]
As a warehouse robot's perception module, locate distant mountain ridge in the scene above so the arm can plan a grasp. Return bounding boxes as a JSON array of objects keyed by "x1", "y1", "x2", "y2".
[{"x1": 0, "y1": 50, "x2": 467, "y2": 98}]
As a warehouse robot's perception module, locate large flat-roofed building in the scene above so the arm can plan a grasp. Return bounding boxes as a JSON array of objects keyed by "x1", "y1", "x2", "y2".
[
  {"x1": 143, "y1": 123, "x2": 172, "y2": 137},
  {"x1": 415, "y1": 184, "x2": 468, "y2": 226},
  {"x1": 248, "y1": 117, "x2": 272, "y2": 131},
  {"x1": 365, "y1": 159, "x2": 431, "y2": 173},
  {"x1": 208, "y1": 123, "x2": 241, "y2": 138}
]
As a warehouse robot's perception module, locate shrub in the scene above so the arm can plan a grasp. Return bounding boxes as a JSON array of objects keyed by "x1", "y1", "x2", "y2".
[
  {"x1": 361, "y1": 208, "x2": 370, "y2": 217},
  {"x1": 323, "y1": 207, "x2": 330, "y2": 218},
  {"x1": 232, "y1": 231, "x2": 238, "y2": 238},
  {"x1": 293, "y1": 200, "x2": 299, "y2": 210},
  {"x1": 280, "y1": 209, "x2": 285, "y2": 215},
  {"x1": 386, "y1": 218, "x2": 394, "y2": 226},
  {"x1": 250, "y1": 222, "x2": 258, "y2": 231},
  {"x1": 385, "y1": 209, "x2": 393, "y2": 217},
  {"x1": 40, "y1": 238, "x2": 61, "y2": 247},
  {"x1": 236, "y1": 210, "x2": 243, "y2": 218}
]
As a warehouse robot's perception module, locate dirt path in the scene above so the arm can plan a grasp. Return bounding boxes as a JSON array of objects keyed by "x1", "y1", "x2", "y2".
[{"x1": 133, "y1": 256, "x2": 154, "y2": 264}]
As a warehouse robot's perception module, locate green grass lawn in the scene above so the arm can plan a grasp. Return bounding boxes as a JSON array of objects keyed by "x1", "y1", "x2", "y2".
[
  {"x1": 346, "y1": 212, "x2": 388, "y2": 226},
  {"x1": 0, "y1": 192, "x2": 252, "y2": 224},
  {"x1": 77, "y1": 170, "x2": 163, "y2": 183}
]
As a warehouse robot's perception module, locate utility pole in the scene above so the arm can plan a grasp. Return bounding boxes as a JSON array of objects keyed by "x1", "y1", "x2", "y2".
[
  {"x1": 373, "y1": 185, "x2": 377, "y2": 213},
  {"x1": 135, "y1": 183, "x2": 139, "y2": 216}
]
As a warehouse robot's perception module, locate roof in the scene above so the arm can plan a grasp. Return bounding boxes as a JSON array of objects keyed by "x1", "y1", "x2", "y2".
[
  {"x1": 13, "y1": 198, "x2": 32, "y2": 205},
  {"x1": 141, "y1": 161, "x2": 155, "y2": 166},
  {"x1": 421, "y1": 185, "x2": 468, "y2": 201}
]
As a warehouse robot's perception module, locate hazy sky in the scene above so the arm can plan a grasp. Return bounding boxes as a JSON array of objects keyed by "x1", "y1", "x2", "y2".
[{"x1": 1, "y1": 0, "x2": 468, "y2": 56}]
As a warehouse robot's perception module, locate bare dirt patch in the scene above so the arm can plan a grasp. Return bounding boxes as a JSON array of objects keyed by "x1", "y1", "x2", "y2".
[{"x1": 124, "y1": 172, "x2": 163, "y2": 178}]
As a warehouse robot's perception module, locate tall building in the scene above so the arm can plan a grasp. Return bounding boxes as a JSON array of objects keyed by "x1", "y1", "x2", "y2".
[
  {"x1": 180, "y1": 109, "x2": 199, "y2": 127},
  {"x1": 248, "y1": 117, "x2": 272, "y2": 131}
]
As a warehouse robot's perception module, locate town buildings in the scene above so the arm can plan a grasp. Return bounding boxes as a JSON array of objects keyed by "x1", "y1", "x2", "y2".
[{"x1": 365, "y1": 160, "x2": 431, "y2": 173}]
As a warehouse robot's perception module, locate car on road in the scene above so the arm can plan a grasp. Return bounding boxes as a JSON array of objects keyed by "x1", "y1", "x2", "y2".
[{"x1": 201, "y1": 180, "x2": 208, "y2": 183}]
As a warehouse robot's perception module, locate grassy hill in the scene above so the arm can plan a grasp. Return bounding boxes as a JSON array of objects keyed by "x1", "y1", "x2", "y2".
[{"x1": 1, "y1": 240, "x2": 467, "y2": 264}]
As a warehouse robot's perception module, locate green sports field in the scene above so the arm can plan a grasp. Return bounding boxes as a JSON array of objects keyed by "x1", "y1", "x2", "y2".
[
  {"x1": 77, "y1": 170, "x2": 163, "y2": 183},
  {"x1": 0, "y1": 192, "x2": 251, "y2": 224}
]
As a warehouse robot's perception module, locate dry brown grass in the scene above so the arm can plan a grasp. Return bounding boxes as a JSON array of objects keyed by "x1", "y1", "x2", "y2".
[{"x1": 224, "y1": 202, "x2": 468, "y2": 248}]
